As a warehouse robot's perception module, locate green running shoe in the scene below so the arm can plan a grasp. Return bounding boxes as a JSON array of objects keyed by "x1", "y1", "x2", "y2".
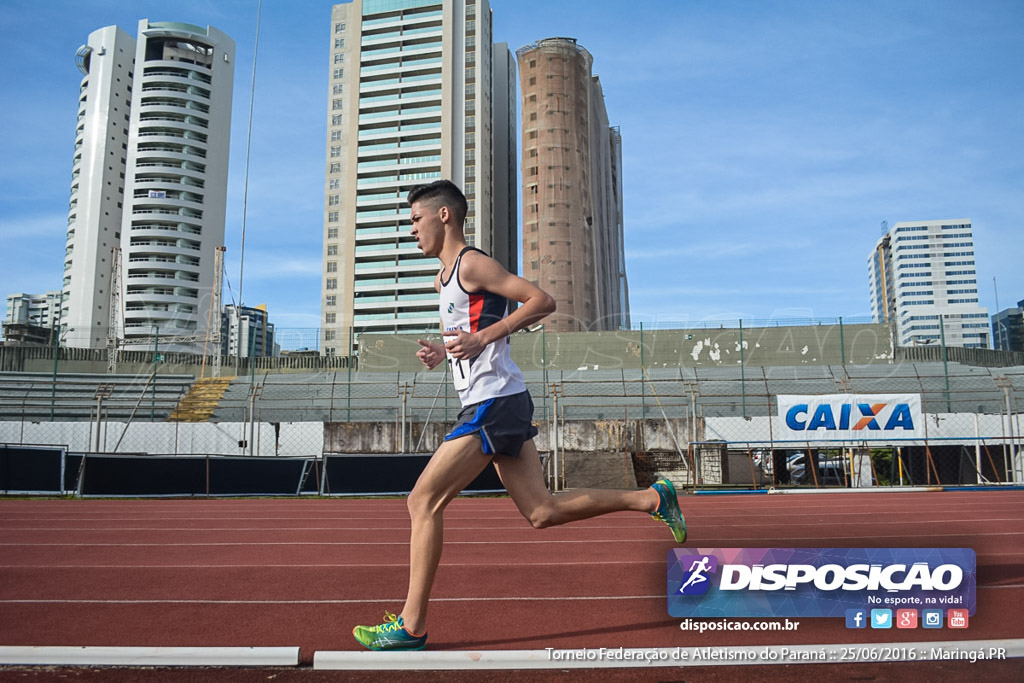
[
  {"x1": 651, "y1": 478, "x2": 687, "y2": 543},
  {"x1": 352, "y1": 612, "x2": 427, "y2": 651}
]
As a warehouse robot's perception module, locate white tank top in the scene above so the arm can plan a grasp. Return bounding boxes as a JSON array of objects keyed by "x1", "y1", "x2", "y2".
[{"x1": 438, "y1": 247, "x2": 526, "y2": 406}]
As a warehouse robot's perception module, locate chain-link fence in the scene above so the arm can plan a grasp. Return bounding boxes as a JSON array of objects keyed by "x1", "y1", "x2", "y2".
[{"x1": 2, "y1": 320, "x2": 1023, "y2": 492}]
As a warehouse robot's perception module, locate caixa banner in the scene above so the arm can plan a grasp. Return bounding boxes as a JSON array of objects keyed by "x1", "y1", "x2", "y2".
[
  {"x1": 777, "y1": 393, "x2": 925, "y2": 441},
  {"x1": 667, "y1": 548, "x2": 975, "y2": 618}
]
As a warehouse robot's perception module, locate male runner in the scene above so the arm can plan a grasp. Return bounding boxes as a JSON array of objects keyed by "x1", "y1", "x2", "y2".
[{"x1": 352, "y1": 180, "x2": 687, "y2": 651}]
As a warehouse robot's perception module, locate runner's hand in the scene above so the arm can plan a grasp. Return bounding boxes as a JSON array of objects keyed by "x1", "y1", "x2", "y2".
[
  {"x1": 416, "y1": 339, "x2": 445, "y2": 370},
  {"x1": 443, "y1": 329, "x2": 484, "y2": 360}
]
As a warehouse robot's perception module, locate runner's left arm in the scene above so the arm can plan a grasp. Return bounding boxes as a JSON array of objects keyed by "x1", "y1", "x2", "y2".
[{"x1": 443, "y1": 252, "x2": 555, "y2": 360}]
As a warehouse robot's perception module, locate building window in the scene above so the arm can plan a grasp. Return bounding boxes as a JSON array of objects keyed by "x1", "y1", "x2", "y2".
[
  {"x1": 330, "y1": 162, "x2": 341, "y2": 173},
  {"x1": 326, "y1": 295, "x2": 337, "y2": 307},
  {"x1": 326, "y1": 278, "x2": 337, "y2": 290},
  {"x1": 334, "y1": 38, "x2": 345, "y2": 49},
  {"x1": 335, "y1": 22, "x2": 345, "y2": 33},
  {"x1": 333, "y1": 68, "x2": 344, "y2": 80},
  {"x1": 333, "y1": 84, "x2": 344, "y2": 95},
  {"x1": 327, "y1": 262, "x2": 337, "y2": 273},
  {"x1": 324, "y1": 330, "x2": 336, "y2": 341},
  {"x1": 334, "y1": 53, "x2": 344, "y2": 64},
  {"x1": 328, "y1": 195, "x2": 340, "y2": 206},
  {"x1": 329, "y1": 178, "x2": 340, "y2": 189},
  {"x1": 331, "y1": 130, "x2": 342, "y2": 141},
  {"x1": 327, "y1": 244, "x2": 338, "y2": 256},
  {"x1": 328, "y1": 211, "x2": 339, "y2": 223},
  {"x1": 332, "y1": 114, "x2": 343, "y2": 126},
  {"x1": 330, "y1": 147, "x2": 341, "y2": 157},
  {"x1": 332, "y1": 99, "x2": 344, "y2": 110},
  {"x1": 325, "y1": 313, "x2": 337, "y2": 324},
  {"x1": 328, "y1": 227, "x2": 339, "y2": 238}
]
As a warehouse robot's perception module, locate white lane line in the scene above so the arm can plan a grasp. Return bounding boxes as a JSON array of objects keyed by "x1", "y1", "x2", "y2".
[
  {"x1": 314, "y1": 639, "x2": 1024, "y2": 670},
  {"x1": 0, "y1": 563, "x2": 1021, "y2": 572},
  {"x1": 0, "y1": 646, "x2": 300, "y2": 667},
  {"x1": 0, "y1": 561, "x2": 663, "y2": 568},
  {"x1": 0, "y1": 595, "x2": 661, "y2": 605},
  {"x1": 1, "y1": 531, "x2": 1021, "y2": 546},
  {"x1": 4, "y1": 505, "x2": 1021, "y2": 521},
  {"x1": 3, "y1": 517, "x2": 1022, "y2": 531},
  {"x1": 3, "y1": 586, "x2": 1022, "y2": 606}
]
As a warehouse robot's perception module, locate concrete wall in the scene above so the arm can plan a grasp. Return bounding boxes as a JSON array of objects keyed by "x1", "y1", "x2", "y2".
[{"x1": 358, "y1": 323, "x2": 895, "y2": 372}]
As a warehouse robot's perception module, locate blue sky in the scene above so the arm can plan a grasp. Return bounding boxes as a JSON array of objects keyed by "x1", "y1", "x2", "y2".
[{"x1": 2, "y1": 0, "x2": 1022, "y2": 341}]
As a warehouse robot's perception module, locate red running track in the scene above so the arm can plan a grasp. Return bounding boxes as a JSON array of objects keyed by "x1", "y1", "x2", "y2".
[{"x1": 0, "y1": 491, "x2": 1022, "y2": 674}]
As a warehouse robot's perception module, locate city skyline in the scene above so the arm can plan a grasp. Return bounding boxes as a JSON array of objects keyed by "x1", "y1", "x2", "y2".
[{"x1": 2, "y1": 1, "x2": 1022, "y2": 347}]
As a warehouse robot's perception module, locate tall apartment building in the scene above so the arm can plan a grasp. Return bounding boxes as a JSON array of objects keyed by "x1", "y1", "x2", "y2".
[
  {"x1": 222, "y1": 304, "x2": 277, "y2": 357},
  {"x1": 321, "y1": 0, "x2": 515, "y2": 356},
  {"x1": 63, "y1": 20, "x2": 234, "y2": 350},
  {"x1": 517, "y1": 37, "x2": 629, "y2": 332},
  {"x1": 5, "y1": 292, "x2": 63, "y2": 328},
  {"x1": 992, "y1": 299, "x2": 1024, "y2": 352},
  {"x1": 868, "y1": 220, "x2": 989, "y2": 348}
]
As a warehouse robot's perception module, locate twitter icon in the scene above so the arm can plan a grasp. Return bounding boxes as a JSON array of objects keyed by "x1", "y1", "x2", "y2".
[{"x1": 870, "y1": 609, "x2": 892, "y2": 629}]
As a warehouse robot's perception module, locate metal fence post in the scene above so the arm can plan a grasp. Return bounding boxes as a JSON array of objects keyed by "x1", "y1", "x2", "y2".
[
  {"x1": 151, "y1": 326, "x2": 159, "y2": 421},
  {"x1": 939, "y1": 315, "x2": 951, "y2": 412},
  {"x1": 739, "y1": 319, "x2": 746, "y2": 418},
  {"x1": 839, "y1": 316, "x2": 846, "y2": 365},
  {"x1": 640, "y1": 322, "x2": 646, "y2": 419}
]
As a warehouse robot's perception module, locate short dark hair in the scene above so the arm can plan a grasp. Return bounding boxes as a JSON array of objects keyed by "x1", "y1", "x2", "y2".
[{"x1": 406, "y1": 180, "x2": 468, "y2": 225}]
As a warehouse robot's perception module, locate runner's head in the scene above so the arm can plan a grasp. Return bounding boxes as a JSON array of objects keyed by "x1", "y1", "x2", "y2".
[{"x1": 407, "y1": 180, "x2": 468, "y2": 227}]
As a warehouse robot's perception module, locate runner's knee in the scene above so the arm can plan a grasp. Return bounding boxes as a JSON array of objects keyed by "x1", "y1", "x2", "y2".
[
  {"x1": 407, "y1": 486, "x2": 439, "y2": 519},
  {"x1": 526, "y1": 501, "x2": 557, "y2": 529}
]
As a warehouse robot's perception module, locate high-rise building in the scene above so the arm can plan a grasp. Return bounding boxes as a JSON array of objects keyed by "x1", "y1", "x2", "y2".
[
  {"x1": 222, "y1": 304, "x2": 277, "y2": 357},
  {"x1": 321, "y1": 0, "x2": 515, "y2": 356},
  {"x1": 516, "y1": 37, "x2": 629, "y2": 332},
  {"x1": 868, "y1": 220, "x2": 989, "y2": 348},
  {"x1": 3, "y1": 291, "x2": 63, "y2": 346},
  {"x1": 62, "y1": 20, "x2": 234, "y2": 351},
  {"x1": 5, "y1": 292, "x2": 63, "y2": 328},
  {"x1": 992, "y1": 299, "x2": 1024, "y2": 352}
]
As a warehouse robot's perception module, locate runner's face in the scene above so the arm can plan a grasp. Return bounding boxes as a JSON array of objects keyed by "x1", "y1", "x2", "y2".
[{"x1": 410, "y1": 200, "x2": 446, "y2": 257}]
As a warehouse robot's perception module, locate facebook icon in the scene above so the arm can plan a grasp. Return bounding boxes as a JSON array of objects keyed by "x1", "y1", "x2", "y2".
[{"x1": 845, "y1": 609, "x2": 867, "y2": 629}]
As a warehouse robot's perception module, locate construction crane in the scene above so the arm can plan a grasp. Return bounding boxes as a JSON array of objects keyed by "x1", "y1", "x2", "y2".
[
  {"x1": 203, "y1": 246, "x2": 226, "y2": 378},
  {"x1": 106, "y1": 247, "x2": 122, "y2": 373}
]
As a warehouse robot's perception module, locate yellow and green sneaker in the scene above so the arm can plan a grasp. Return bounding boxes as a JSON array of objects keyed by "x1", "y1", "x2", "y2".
[
  {"x1": 651, "y1": 478, "x2": 687, "y2": 543},
  {"x1": 352, "y1": 612, "x2": 427, "y2": 651}
]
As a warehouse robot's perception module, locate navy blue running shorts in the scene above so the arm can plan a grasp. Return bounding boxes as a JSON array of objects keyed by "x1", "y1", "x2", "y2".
[{"x1": 444, "y1": 390, "x2": 539, "y2": 457}]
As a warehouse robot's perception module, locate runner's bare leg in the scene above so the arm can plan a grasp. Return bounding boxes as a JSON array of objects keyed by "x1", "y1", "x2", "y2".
[
  {"x1": 400, "y1": 435, "x2": 492, "y2": 635},
  {"x1": 493, "y1": 440, "x2": 660, "y2": 528}
]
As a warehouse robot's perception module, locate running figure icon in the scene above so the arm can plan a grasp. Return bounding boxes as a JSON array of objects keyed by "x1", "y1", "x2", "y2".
[{"x1": 679, "y1": 556, "x2": 712, "y2": 593}]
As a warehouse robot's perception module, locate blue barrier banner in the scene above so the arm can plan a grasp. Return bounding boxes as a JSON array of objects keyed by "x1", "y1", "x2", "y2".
[{"x1": 667, "y1": 548, "x2": 975, "y2": 618}]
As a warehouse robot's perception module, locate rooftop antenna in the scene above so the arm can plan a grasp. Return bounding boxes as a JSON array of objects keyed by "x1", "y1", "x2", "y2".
[
  {"x1": 238, "y1": 0, "x2": 263, "y2": 308},
  {"x1": 993, "y1": 276, "x2": 1000, "y2": 311}
]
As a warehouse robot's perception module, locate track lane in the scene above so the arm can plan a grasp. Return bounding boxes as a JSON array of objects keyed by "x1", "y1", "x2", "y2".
[{"x1": 1, "y1": 491, "x2": 1021, "y2": 668}]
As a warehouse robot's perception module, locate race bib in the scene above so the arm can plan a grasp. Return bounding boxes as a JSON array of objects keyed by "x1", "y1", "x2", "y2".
[{"x1": 448, "y1": 354, "x2": 470, "y2": 391}]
